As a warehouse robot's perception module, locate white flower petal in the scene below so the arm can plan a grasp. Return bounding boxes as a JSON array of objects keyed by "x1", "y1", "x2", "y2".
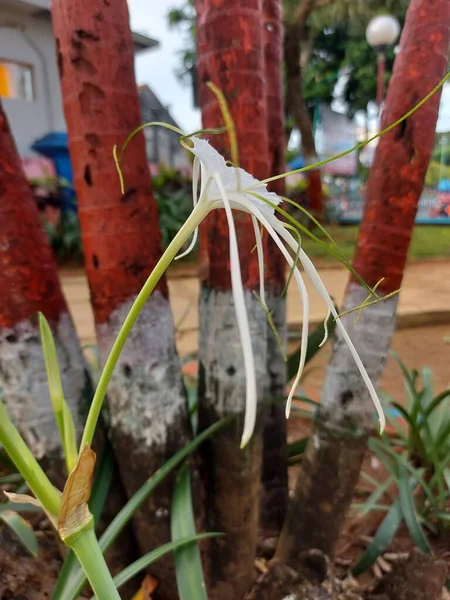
[
  {"x1": 187, "y1": 137, "x2": 281, "y2": 219},
  {"x1": 175, "y1": 157, "x2": 200, "y2": 260},
  {"x1": 212, "y1": 172, "x2": 258, "y2": 448},
  {"x1": 238, "y1": 199, "x2": 309, "y2": 418},
  {"x1": 251, "y1": 215, "x2": 266, "y2": 307},
  {"x1": 277, "y1": 225, "x2": 386, "y2": 433}
]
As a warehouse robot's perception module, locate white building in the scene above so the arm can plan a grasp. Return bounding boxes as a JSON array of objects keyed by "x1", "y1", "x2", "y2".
[{"x1": 0, "y1": 0, "x2": 158, "y2": 158}]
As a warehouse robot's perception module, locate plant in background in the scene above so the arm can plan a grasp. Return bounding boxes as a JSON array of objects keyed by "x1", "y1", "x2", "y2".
[
  {"x1": 152, "y1": 166, "x2": 195, "y2": 250},
  {"x1": 0, "y1": 451, "x2": 39, "y2": 557},
  {"x1": 44, "y1": 212, "x2": 84, "y2": 264},
  {"x1": 352, "y1": 353, "x2": 450, "y2": 575}
]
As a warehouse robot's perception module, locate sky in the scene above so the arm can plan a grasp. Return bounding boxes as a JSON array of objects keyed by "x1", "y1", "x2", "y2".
[
  {"x1": 127, "y1": 0, "x2": 201, "y2": 132},
  {"x1": 127, "y1": 0, "x2": 450, "y2": 136}
]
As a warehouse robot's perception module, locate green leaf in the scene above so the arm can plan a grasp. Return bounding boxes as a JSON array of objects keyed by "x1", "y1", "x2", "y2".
[
  {"x1": 90, "y1": 533, "x2": 221, "y2": 599},
  {"x1": 0, "y1": 473, "x2": 23, "y2": 485},
  {"x1": 60, "y1": 416, "x2": 234, "y2": 600},
  {"x1": 357, "y1": 475, "x2": 395, "y2": 517},
  {"x1": 286, "y1": 311, "x2": 336, "y2": 381},
  {"x1": 397, "y1": 465, "x2": 430, "y2": 553},
  {"x1": 287, "y1": 437, "x2": 309, "y2": 458},
  {"x1": 38, "y1": 313, "x2": 78, "y2": 472},
  {"x1": 0, "y1": 510, "x2": 38, "y2": 556},
  {"x1": 352, "y1": 500, "x2": 403, "y2": 575},
  {"x1": 171, "y1": 465, "x2": 209, "y2": 600}
]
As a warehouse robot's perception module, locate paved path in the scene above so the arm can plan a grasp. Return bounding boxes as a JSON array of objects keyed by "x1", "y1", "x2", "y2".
[{"x1": 61, "y1": 259, "x2": 450, "y2": 357}]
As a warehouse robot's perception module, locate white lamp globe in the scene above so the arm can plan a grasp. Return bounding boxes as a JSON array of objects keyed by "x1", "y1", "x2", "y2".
[{"x1": 366, "y1": 15, "x2": 401, "y2": 49}]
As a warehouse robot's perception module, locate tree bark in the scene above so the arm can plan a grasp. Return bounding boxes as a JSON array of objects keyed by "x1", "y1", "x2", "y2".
[
  {"x1": 276, "y1": 0, "x2": 450, "y2": 564},
  {"x1": 0, "y1": 98, "x2": 139, "y2": 597},
  {"x1": 195, "y1": 0, "x2": 270, "y2": 597},
  {"x1": 0, "y1": 99, "x2": 85, "y2": 485},
  {"x1": 284, "y1": 7, "x2": 324, "y2": 217},
  {"x1": 260, "y1": 0, "x2": 289, "y2": 534},
  {"x1": 51, "y1": 2, "x2": 192, "y2": 597}
]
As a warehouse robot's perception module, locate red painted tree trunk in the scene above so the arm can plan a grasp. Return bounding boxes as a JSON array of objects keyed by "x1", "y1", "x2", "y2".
[
  {"x1": 260, "y1": 0, "x2": 288, "y2": 534},
  {"x1": 51, "y1": 2, "x2": 191, "y2": 597},
  {"x1": 0, "y1": 98, "x2": 140, "y2": 598},
  {"x1": 276, "y1": 0, "x2": 449, "y2": 565},
  {"x1": 195, "y1": 0, "x2": 270, "y2": 596},
  {"x1": 0, "y1": 99, "x2": 85, "y2": 479}
]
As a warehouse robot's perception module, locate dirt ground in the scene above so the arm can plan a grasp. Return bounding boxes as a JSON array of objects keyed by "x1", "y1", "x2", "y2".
[{"x1": 298, "y1": 323, "x2": 450, "y2": 405}]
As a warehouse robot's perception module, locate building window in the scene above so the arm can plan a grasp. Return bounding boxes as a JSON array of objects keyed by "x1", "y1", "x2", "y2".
[{"x1": 0, "y1": 60, "x2": 34, "y2": 101}]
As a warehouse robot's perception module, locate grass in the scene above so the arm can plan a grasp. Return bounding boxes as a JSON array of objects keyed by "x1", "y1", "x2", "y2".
[{"x1": 302, "y1": 225, "x2": 450, "y2": 261}]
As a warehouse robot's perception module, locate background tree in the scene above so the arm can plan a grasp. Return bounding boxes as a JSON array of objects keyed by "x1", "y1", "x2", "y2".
[
  {"x1": 0, "y1": 99, "x2": 86, "y2": 485},
  {"x1": 195, "y1": 0, "x2": 271, "y2": 597},
  {"x1": 276, "y1": 0, "x2": 450, "y2": 565},
  {"x1": 260, "y1": 0, "x2": 289, "y2": 533},
  {"x1": 51, "y1": 1, "x2": 192, "y2": 597},
  {"x1": 0, "y1": 99, "x2": 138, "y2": 588}
]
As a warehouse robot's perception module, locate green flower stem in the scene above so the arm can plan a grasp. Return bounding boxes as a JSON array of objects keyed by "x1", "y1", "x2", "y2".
[
  {"x1": 68, "y1": 525, "x2": 120, "y2": 600},
  {"x1": 80, "y1": 206, "x2": 207, "y2": 451},
  {"x1": 0, "y1": 402, "x2": 60, "y2": 517}
]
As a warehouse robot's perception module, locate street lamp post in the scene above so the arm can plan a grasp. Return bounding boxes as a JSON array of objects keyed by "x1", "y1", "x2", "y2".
[{"x1": 366, "y1": 15, "x2": 401, "y2": 109}]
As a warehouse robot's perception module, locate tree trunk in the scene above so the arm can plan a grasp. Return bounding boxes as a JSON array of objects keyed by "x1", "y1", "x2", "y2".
[
  {"x1": 0, "y1": 99, "x2": 85, "y2": 485},
  {"x1": 0, "y1": 98, "x2": 140, "y2": 597},
  {"x1": 195, "y1": 0, "x2": 270, "y2": 597},
  {"x1": 276, "y1": 0, "x2": 450, "y2": 564},
  {"x1": 51, "y1": 2, "x2": 192, "y2": 598},
  {"x1": 260, "y1": 0, "x2": 288, "y2": 535},
  {"x1": 284, "y1": 19, "x2": 323, "y2": 217}
]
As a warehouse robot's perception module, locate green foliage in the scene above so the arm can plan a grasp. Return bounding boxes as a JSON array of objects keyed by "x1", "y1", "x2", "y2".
[
  {"x1": 353, "y1": 357, "x2": 450, "y2": 573},
  {"x1": 171, "y1": 464, "x2": 210, "y2": 600},
  {"x1": 426, "y1": 161, "x2": 450, "y2": 187},
  {"x1": 44, "y1": 212, "x2": 83, "y2": 264},
  {"x1": 0, "y1": 458, "x2": 40, "y2": 557},
  {"x1": 152, "y1": 167, "x2": 194, "y2": 251}
]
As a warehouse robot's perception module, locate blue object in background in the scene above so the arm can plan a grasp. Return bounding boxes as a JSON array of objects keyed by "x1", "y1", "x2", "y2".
[
  {"x1": 288, "y1": 155, "x2": 306, "y2": 171},
  {"x1": 437, "y1": 179, "x2": 450, "y2": 192},
  {"x1": 32, "y1": 132, "x2": 76, "y2": 213}
]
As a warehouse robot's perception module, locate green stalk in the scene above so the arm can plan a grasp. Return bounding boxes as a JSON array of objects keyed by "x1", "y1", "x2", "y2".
[
  {"x1": 80, "y1": 206, "x2": 207, "y2": 451},
  {"x1": 68, "y1": 526, "x2": 120, "y2": 600},
  {"x1": 0, "y1": 402, "x2": 60, "y2": 517}
]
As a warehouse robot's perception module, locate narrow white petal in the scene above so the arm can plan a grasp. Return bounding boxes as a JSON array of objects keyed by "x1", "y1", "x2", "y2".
[
  {"x1": 212, "y1": 173, "x2": 258, "y2": 448},
  {"x1": 277, "y1": 225, "x2": 386, "y2": 433},
  {"x1": 175, "y1": 157, "x2": 200, "y2": 261},
  {"x1": 251, "y1": 215, "x2": 266, "y2": 307},
  {"x1": 237, "y1": 198, "x2": 309, "y2": 418}
]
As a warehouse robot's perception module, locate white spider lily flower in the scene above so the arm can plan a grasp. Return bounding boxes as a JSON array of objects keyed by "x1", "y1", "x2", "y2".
[{"x1": 179, "y1": 137, "x2": 385, "y2": 447}]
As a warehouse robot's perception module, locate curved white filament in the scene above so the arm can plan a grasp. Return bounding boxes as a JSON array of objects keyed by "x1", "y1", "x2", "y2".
[
  {"x1": 237, "y1": 198, "x2": 309, "y2": 418},
  {"x1": 212, "y1": 173, "x2": 258, "y2": 448},
  {"x1": 175, "y1": 157, "x2": 200, "y2": 260},
  {"x1": 320, "y1": 307, "x2": 331, "y2": 348},
  {"x1": 277, "y1": 225, "x2": 386, "y2": 433},
  {"x1": 251, "y1": 215, "x2": 266, "y2": 307}
]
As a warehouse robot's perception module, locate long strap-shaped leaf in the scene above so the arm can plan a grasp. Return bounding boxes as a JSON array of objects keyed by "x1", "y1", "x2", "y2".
[
  {"x1": 171, "y1": 464, "x2": 209, "y2": 600},
  {"x1": 90, "y1": 533, "x2": 221, "y2": 599},
  {"x1": 56, "y1": 416, "x2": 234, "y2": 600}
]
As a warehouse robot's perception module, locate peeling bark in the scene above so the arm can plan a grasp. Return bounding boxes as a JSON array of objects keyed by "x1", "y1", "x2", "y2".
[
  {"x1": 276, "y1": 0, "x2": 450, "y2": 565},
  {"x1": 260, "y1": 0, "x2": 289, "y2": 534},
  {"x1": 195, "y1": 0, "x2": 271, "y2": 595},
  {"x1": 51, "y1": 2, "x2": 192, "y2": 597}
]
